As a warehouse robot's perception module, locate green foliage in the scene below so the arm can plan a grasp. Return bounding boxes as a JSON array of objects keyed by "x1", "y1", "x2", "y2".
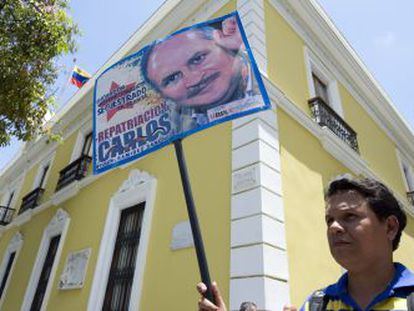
[{"x1": 0, "y1": 0, "x2": 78, "y2": 146}]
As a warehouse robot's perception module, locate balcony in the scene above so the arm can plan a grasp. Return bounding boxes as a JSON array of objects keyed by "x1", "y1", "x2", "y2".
[
  {"x1": 408, "y1": 191, "x2": 414, "y2": 206},
  {"x1": 308, "y1": 97, "x2": 359, "y2": 153},
  {"x1": 0, "y1": 206, "x2": 16, "y2": 225},
  {"x1": 19, "y1": 187, "x2": 45, "y2": 214},
  {"x1": 56, "y1": 155, "x2": 92, "y2": 191}
]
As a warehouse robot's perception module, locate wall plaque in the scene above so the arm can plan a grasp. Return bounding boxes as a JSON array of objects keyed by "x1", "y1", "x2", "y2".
[{"x1": 59, "y1": 248, "x2": 91, "y2": 290}]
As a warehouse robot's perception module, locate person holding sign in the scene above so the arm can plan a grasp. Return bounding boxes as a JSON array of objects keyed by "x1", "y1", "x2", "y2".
[
  {"x1": 197, "y1": 176, "x2": 414, "y2": 311},
  {"x1": 142, "y1": 16, "x2": 258, "y2": 133}
]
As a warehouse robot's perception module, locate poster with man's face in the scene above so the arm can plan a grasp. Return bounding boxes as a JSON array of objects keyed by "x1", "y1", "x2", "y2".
[{"x1": 93, "y1": 11, "x2": 270, "y2": 174}]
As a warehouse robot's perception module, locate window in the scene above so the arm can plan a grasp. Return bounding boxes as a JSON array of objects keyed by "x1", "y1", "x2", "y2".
[
  {"x1": 81, "y1": 132, "x2": 93, "y2": 157},
  {"x1": 397, "y1": 150, "x2": 414, "y2": 207},
  {"x1": 0, "y1": 175, "x2": 24, "y2": 223},
  {"x1": 5, "y1": 192, "x2": 14, "y2": 208},
  {"x1": 402, "y1": 163, "x2": 414, "y2": 206},
  {"x1": 38, "y1": 165, "x2": 50, "y2": 189},
  {"x1": 33, "y1": 154, "x2": 54, "y2": 191},
  {"x1": 103, "y1": 204, "x2": 144, "y2": 310},
  {"x1": 88, "y1": 169, "x2": 157, "y2": 310},
  {"x1": 21, "y1": 209, "x2": 70, "y2": 311},
  {"x1": 305, "y1": 47, "x2": 343, "y2": 116},
  {"x1": 70, "y1": 123, "x2": 93, "y2": 163},
  {"x1": 30, "y1": 235, "x2": 61, "y2": 311},
  {"x1": 312, "y1": 72, "x2": 329, "y2": 105},
  {"x1": 0, "y1": 232, "x2": 23, "y2": 309},
  {"x1": 402, "y1": 163, "x2": 414, "y2": 192},
  {"x1": 56, "y1": 132, "x2": 92, "y2": 191},
  {"x1": 0, "y1": 191, "x2": 16, "y2": 225},
  {"x1": 0, "y1": 252, "x2": 16, "y2": 299}
]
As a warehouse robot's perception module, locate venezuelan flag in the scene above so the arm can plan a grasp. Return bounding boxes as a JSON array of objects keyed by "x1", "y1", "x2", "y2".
[{"x1": 70, "y1": 66, "x2": 91, "y2": 88}]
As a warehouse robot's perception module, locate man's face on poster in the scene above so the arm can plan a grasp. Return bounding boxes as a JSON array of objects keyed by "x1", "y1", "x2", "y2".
[{"x1": 146, "y1": 29, "x2": 243, "y2": 109}]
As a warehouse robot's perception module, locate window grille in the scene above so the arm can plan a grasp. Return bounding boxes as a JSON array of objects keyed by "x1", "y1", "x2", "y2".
[
  {"x1": 102, "y1": 203, "x2": 144, "y2": 311},
  {"x1": 30, "y1": 235, "x2": 61, "y2": 311},
  {"x1": 0, "y1": 252, "x2": 16, "y2": 299}
]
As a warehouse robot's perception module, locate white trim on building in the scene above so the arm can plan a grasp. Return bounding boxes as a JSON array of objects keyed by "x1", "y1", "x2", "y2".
[
  {"x1": 230, "y1": 2, "x2": 290, "y2": 310},
  {"x1": 21, "y1": 209, "x2": 70, "y2": 311},
  {"x1": 0, "y1": 232, "x2": 23, "y2": 309},
  {"x1": 87, "y1": 169, "x2": 157, "y2": 311},
  {"x1": 32, "y1": 151, "x2": 55, "y2": 190},
  {"x1": 304, "y1": 47, "x2": 343, "y2": 117}
]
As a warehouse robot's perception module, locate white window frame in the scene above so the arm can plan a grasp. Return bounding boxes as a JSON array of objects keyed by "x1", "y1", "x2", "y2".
[
  {"x1": 304, "y1": 47, "x2": 344, "y2": 117},
  {"x1": 32, "y1": 152, "x2": 55, "y2": 190},
  {"x1": 396, "y1": 149, "x2": 414, "y2": 192},
  {"x1": 87, "y1": 169, "x2": 157, "y2": 311},
  {"x1": 70, "y1": 121, "x2": 92, "y2": 163},
  {"x1": 0, "y1": 191, "x2": 15, "y2": 209},
  {"x1": 21, "y1": 209, "x2": 70, "y2": 311},
  {"x1": 0, "y1": 232, "x2": 23, "y2": 309},
  {"x1": 0, "y1": 175, "x2": 24, "y2": 210}
]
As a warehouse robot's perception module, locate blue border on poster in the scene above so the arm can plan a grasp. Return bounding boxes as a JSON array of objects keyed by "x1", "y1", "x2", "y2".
[{"x1": 93, "y1": 11, "x2": 271, "y2": 175}]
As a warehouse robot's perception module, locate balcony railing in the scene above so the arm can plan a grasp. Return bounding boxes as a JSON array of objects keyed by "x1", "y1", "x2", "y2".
[
  {"x1": 0, "y1": 206, "x2": 16, "y2": 225},
  {"x1": 408, "y1": 191, "x2": 414, "y2": 206},
  {"x1": 19, "y1": 187, "x2": 45, "y2": 215},
  {"x1": 308, "y1": 97, "x2": 359, "y2": 153},
  {"x1": 56, "y1": 155, "x2": 92, "y2": 191}
]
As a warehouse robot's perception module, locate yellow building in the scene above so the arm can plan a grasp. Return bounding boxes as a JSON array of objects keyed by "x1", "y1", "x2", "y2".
[{"x1": 1, "y1": 0, "x2": 414, "y2": 310}]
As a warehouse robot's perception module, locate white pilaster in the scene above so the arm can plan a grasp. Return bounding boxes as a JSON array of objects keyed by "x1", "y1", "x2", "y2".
[
  {"x1": 238, "y1": 0, "x2": 267, "y2": 72},
  {"x1": 230, "y1": 2, "x2": 290, "y2": 310}
]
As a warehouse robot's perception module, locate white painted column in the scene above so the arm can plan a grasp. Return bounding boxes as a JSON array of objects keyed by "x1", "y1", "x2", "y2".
[{"x1": 230, "y1": 1, "x2": 290, "y2": 310}]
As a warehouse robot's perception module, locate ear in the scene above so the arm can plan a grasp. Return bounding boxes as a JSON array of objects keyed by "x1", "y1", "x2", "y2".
[{"x1": 385, "y1": 215, "x2": 399, "y2": 242}]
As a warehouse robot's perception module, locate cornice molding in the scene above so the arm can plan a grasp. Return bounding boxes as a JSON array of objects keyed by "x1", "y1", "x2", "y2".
[{"x1": 269, "y1": 0, "x2": 414, "y2": 162}]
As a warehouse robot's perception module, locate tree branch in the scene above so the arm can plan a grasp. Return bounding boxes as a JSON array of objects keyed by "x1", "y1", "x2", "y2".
[{"x1": 0, "y1": 0, "x2": 8, "y2": 13}]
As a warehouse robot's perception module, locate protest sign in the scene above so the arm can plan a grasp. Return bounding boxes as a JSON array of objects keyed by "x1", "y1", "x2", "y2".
[{"x1": 93, "y1": 11, "x2": 270, "y2": 174}]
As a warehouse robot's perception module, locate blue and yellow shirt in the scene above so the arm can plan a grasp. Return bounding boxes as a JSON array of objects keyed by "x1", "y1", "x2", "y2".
[{"x1": 301, "y1": 263, "x2": 414, "y2": 311}]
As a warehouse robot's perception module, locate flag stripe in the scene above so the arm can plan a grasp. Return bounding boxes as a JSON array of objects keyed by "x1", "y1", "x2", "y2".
[{"x1": 70, "y1": 66, "x2": 91, "y2": 88}]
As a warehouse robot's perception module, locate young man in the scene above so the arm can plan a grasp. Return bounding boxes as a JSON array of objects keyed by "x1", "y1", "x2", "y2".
[{"x1": 197, "y1": 176, "x2": 414, "y2": 311}]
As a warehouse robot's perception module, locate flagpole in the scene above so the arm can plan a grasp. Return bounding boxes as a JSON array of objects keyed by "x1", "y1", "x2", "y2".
[{"x1": 173, "y1": 139, "x2": 215, "y2": 304}]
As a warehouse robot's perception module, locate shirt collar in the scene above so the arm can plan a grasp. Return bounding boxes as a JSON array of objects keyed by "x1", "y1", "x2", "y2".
[
  {"x1": 324, "y1": 262, "x2": 414, "y2": 297},
  {"x1": 392, "y1": 262, "x2": 414, "y2": 290}
]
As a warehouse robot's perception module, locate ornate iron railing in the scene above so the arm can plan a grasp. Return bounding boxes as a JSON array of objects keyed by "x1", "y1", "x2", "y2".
[
  {"x1": 408, "y1": 191, "x2": 414, "y2": 206},
  {"x1": 56, "y1": 155, "x2": 92, "y2": 191},
  {"x1": 0, "y1": 206, "x2": 16, "y2": 225},
  {"x1": 19, "y1": 187, "x2": 45, "y2": 214},
  {"x1": 308, "y1": 97, "x2": 359, "y2": 153}
]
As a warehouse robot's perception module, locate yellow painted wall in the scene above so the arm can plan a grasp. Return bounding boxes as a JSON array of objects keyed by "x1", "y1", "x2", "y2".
[
  {"x1": 138, "y1": 4, "x2": 235, "y2": 309},
  {"x1": 1, "y1": 206, "x2": 59, "y2": 310},
  {"x1": 395, "y1": 218, "x2": 414, "y2": 270},
  {"x1": 264, "y1": 2, "x2": 414, "y2": 305},
  {"x1": 264, "y1": 0, "x2": 408, "y2": 201},
  {"x1": 139, "y1": 124, "x2": 232, "y2": 310},
  {"x1": 0, "y1": 120, "x2": 231, "y2": 311},
  {"x1": 278, "y1": 109, "x2": 349, "y2": 305},
  {"x1": 42, "y1": 131, "x2": 78, "y2": 202},
  {"x1": 0, "y1": 228, "x2": 19, "y2": 262},
  {"x1": 279, "y1": 106, "x2": 414, "y2": 306},
  {"x1": 265, "y1": 0, "x2": 310, "y2": 115},
  {"x1": 338, "y1": 85, "x2": 408, "y2": 197},
  {"x1": 0, "y1": 2, "x2": 235, "y2": 309},
  {"x1": 2, "y1": 0, "x2": 414, "y2": 310}
]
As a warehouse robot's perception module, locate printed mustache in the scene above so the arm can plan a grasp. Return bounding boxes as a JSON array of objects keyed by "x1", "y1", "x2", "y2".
[{"x1": 187, "y1": 72, "x2": 220, "y2": 99}]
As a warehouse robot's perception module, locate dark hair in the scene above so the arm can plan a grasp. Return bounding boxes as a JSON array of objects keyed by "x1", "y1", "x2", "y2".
[
  {"x1": 239, "y1": 301, "x2": 257, "y2": 311},
  {"x1": 325, "y1": 175, "x2": 407, "y2": 251}
]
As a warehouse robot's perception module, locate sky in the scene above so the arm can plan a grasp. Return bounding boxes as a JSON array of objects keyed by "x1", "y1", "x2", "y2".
[{"x1": 1, "y1": 0, "x2": 413, "y2": 171}]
